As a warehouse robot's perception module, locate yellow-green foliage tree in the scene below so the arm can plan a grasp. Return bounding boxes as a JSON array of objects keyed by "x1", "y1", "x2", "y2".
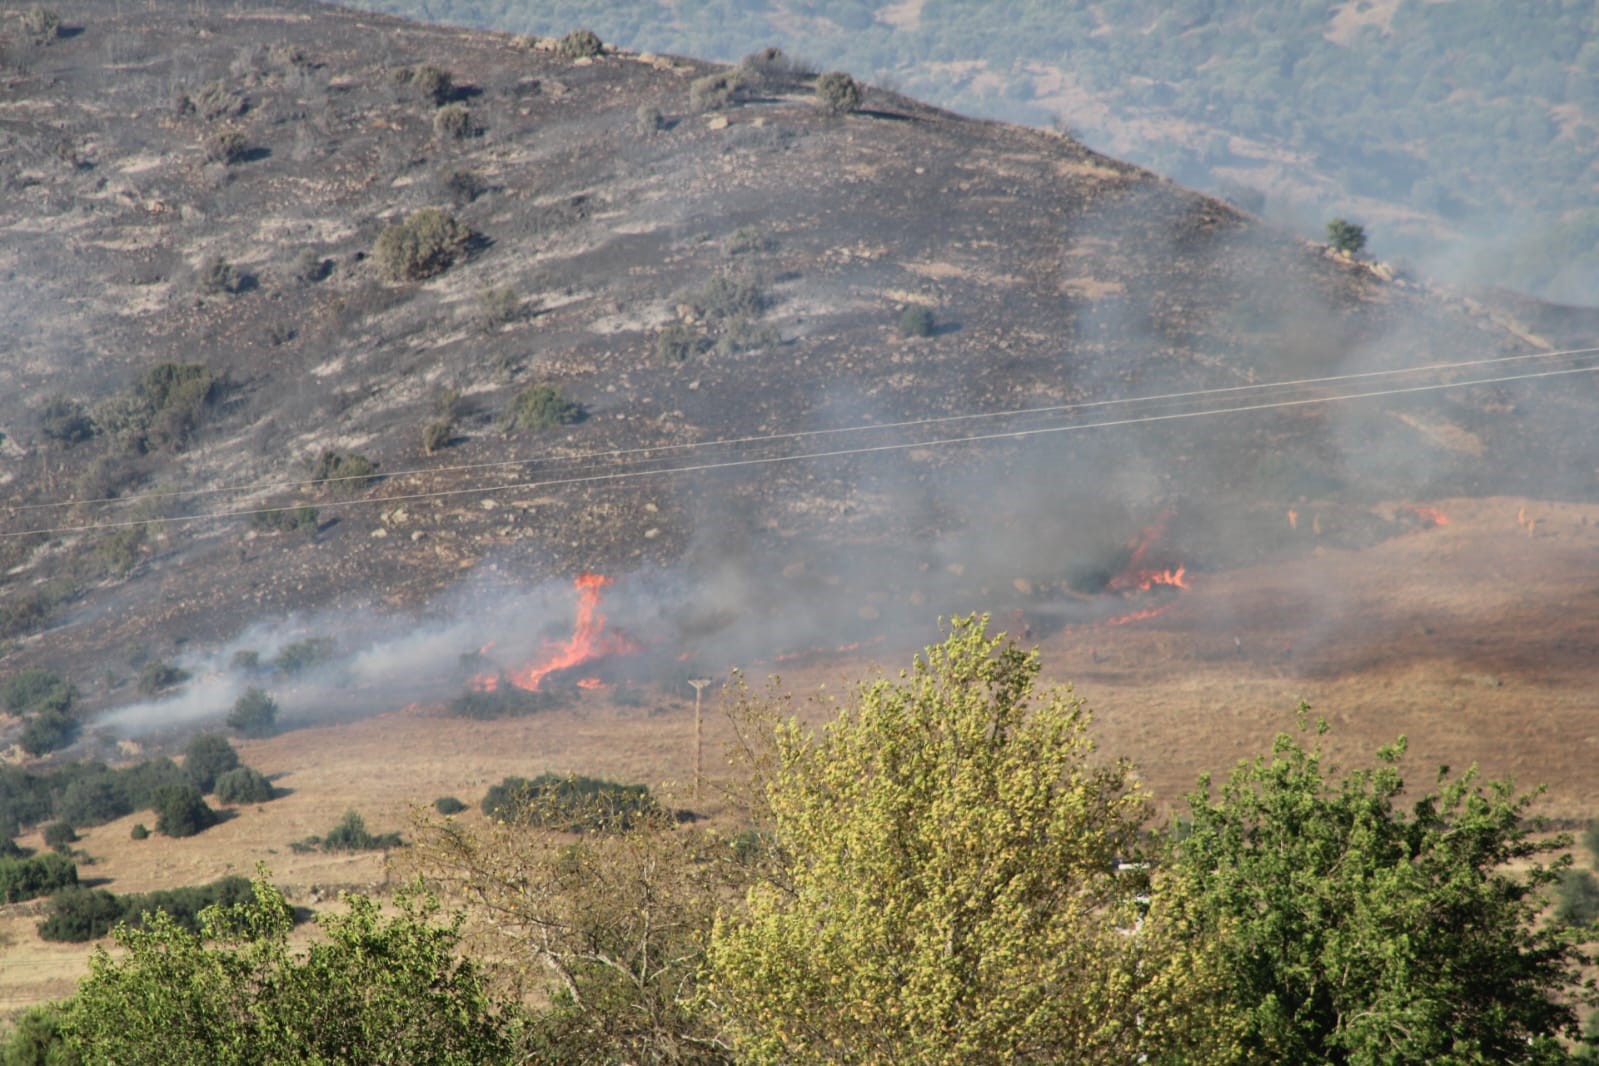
[{"x1": 709, "y1": 616, "x2": 1236, "y2": 1065}]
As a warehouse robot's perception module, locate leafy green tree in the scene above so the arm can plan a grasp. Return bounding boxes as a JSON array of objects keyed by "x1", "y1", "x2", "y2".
[
  {"x1": 19, "y1": 710, "x2": 78, "y2": 757},
  {"x1": 815, "y1": 70, "x2": 863, "y2": 113},
  {"x1": 1325, "y1": 217, "x2": 1367, "y2": 256},
  {"x1": 0, "y1": 1002, "x2": 80, "y2": 1066},
  {"x1": 58, "y1": 873, "x2": 515, "y2": 1063},
  {"x1": 182, "y1": 733, "x2": 240, "y2": 793},
  {"x1": 212, "y1": 767, "x2": 273, "y2": 806},
  {"x1": 227, "y1": 687, "x2": 278, "y2": 737},
  {"x1": 1, "y1": 669, "x2": 74, "y2": 714},
  {"x1": 708, "y1": 616, "x2": 1234, "y2": 1065},
  {"x1": 1171, "y1": 718, "x2": 1595, "y2": 1064},
  {"x1": 151, "y1": 782, "x2": 216, "y2": 839}
]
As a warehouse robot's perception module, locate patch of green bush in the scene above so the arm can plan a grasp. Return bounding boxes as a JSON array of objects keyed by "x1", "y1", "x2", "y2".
[
  {"x1": 91, "y1": 524, "x2": 147, "y2": 578},
  {"x1": 655, "y1": 322, "x2": 710, "y2": 363},
  {"x1": 682, "y1": 274, "x2": 767, "y2": 324},
  {"x1": 38, "y1": 394, "x2": 94, "y2": 444},
  {"x1": 480, "y1": 772, "x2": 658, "y2": 832},
  {"x1": 737, "y1": 46, "x2": 812, "y2": 92},
  {"x1": 228, "y1": 687, "x2": 279, "y2": 738},
  {"x1": 477, "y1": 286, "x2": 522, "y2": 331},
  {"x1": 214, "y1": 766, "x2": 274, "y2": 805},
  {"x1": 41, "y1": 820, "x2": 77, "y2": 853},
  {"x1": 423, "y1": 418, "x2": 453, "y2": 454},
  {"x1": 433, "y1": 103, "x2": 475, "y2": 140},
  {"x1": 93, "y1": 362, "x2": 221, "y2": 454},
  {"x1": 151, "y1": 782, "x2": 217, "y2": 839},
  {"x1": 815, "y1": 70, "x2": 863, "y2": 114},
  {"x1": 294, "y1": 810, "x2": 402, "y2": 854},
  {"x1": 294, "y1": 247, "x2": 331, "y2": 284},
  {"x1": 556, "y1": 28, "x2": 603, "y2": 59},
  {"x1": 272, "y1": 637, "x2": 334, "y2": 676},
  {"x1": 1556, "y1": 867, "x2": 1599, "y2": 927},
  {"x1": 184, "y1": 734, "x2": 241, "y2": 793},
  {"x1": 23, "y1": 6, "x2": 61, "y2": 43},
  {"x1": 2, "y1": 669, "x2": 74, "y2": 714},
  {"x1": 1326, "y1": 217, "x2": 1367, "y2": 256},
  {"x1": 203, "y1": 130, "x2": 248, "y2": 166},
  {"x1": 251, "y1": 504, "x2": 320, "y2": 534},
  {"x1": 39, "y1": 874, "x2": 257, "y2": 942},
  {"x1": 0, "y1": 851, "x2": 76, "y2": 903},
  {"x1": 433, "y1": 795, "x2": 467, "y2": 815},
  {"x1": 130, "y1": 822, "x2": 149, "y2": 840},
  {"x1": 689, "y1": 70, "x2": 744, "y2": 113},
  {"x1": 375, "y1": 208, "x2": 471, "y2": 282},
  {"x1": 636, "y1": 104, "x2": 665, "y2": 135},
  {"x1": 449, "y1": 683, "x2": 569, "y2": 720},
  {"x1": 897, "y1": 305, "x2": 936, "y2": 338},
  {"x1": 393, "y1": 63, "x2": 454, "y2": 105},
  {"x1": 310, "y1": 450, "x2": 378, "y2": 495},
  {"x1": 136, "y1": 659, "x2": 190, "y2": 696},
  {"x1": 505, "y1": 384, "x2": 583, "y2": 432},
  {"x1": 19, "y1": 709, "x2": 79, "y2": 757},
  {"x1": 441, "y1": 168, "x2": 485, "y2": 205},
  {"x1": 193, "y1": 79, "x2": 245, "y2": 120},
  {"x1": 726, "y1": 226, "x2": 776, "y2": 256}
]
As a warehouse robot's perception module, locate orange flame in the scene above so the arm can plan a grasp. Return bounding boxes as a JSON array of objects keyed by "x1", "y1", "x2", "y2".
[
  {"x1": 1106, "y1": 511, "x2": 1188, "y2": 592},
  {"x1": 475, "y1": 573, "x2": 638, "y2": 692},
  {"x1": 1103, "y1": 605, "x2": 1170, "y2": 627},
  {"x1": 1404, "y1": 505, "x2": 1450, "y2": 529}
]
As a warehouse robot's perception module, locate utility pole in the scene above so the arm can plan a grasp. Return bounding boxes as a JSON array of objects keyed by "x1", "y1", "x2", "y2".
[{"x1": 688, "y1": 679, "x2": 712, "y2": 799}]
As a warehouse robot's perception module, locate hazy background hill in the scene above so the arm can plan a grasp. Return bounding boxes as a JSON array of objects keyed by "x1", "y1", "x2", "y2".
[{"x1": 333, "y1": 0, "x2": 1599, "y2": 304}]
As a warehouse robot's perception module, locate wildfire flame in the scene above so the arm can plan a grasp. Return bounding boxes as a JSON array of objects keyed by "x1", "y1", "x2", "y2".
[
  {"x1": 1403, "y1": 504, "x2": 1450, "y2": 529},
  {"x1": 474, "y1": 573, "x2": 638, "y2": 692},
  {"x1": 1106, "y1": 510, "x2": 1189, "y2": 593}
]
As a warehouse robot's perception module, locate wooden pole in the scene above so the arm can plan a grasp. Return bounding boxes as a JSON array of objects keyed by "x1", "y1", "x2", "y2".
[{"x1": 689, "y1": 679, "x2": 711, "y2": 799}]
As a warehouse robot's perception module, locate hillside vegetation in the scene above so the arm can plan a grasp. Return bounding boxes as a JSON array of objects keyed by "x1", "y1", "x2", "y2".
[{"x1": 339, "y1": 0, "x2": 1599, "y2": 302}]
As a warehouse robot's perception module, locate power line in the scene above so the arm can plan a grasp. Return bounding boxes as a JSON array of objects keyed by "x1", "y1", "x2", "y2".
[
  {"x1": 6, "y1": 356, "x2": 1596, "y2": 540},
  {"x1": 14, "y1": 344, "x2": 1599, "y2": 514}
]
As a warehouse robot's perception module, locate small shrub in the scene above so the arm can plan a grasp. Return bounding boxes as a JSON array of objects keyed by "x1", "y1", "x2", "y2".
[
  {"x1": 506, "y1": 384, "x2": 583, "y2": 432},
  {"x1": 194, "y1": 79, "x2": 245, "y2": 120},
  {"x1": 477, "y1": 286, "x2": 522, "y2": 330},
  {"x1": 39, "y1": 394, "x2": 94, "y2": 444},
  {"x1": 130, "y1": 822, "x2": 149, "y2": 840},
  {"x1": 683, "y1": 274, "x2": 767, "y2": 323},
  {"x1": 481, "y1": 773, "x2": 658, "y2": 832},
  {"x1": 151, "y1": 782, "x2": 217, "y2": 838},
  {"x1": 1556, "y1": 868, "x2": 1599, "y2": 927},
  {"x1": 403, "y1": 64, "x2": 455, "y2": 105},
  {"x1": 374, "y1": 207, "x2": 471, "y2": 282},
  {"x1": 422, "y1": 418, "x2": 453, "y2": 455},
  {"x1": 737, "y1": 46, "x2": 811, "y2": 91},
  {"x1": 556, "y1": 28, "x2": 603, "y2": 59},
  {"x1": 635, "y1": 104, "x2": 665, "y2": 135},
  {"x1": 294, "y1": 247, "x2": 330, "y2": 284},
  {"x1": 136, "y1": 660, "x2": 190, "y2": 696},
  {"x1": 92, "y1": 524, "x2": 147, "y2": 577},
  {"x1": 433, "y1": 795, "x2": 467, "y2": 815},
  {"x1": 726, "y1": 226, "x2": 775, "y2": 256},
  {"x1": 690, "y1": 70, "x2": 743, "y2": 113},
  {"x1": 251, "y1": 503, "x2": 319, "y2": 534},
  {"x1": 441, "y1": 168, "x2": 485, "y2": 205},
  {"x1": 204, "y1": 129, "x2": 248, "y2": 165},
  {"x1": 228, "y1": 687, "x2": 278, "y2": 738},
  {"x1": 22, "y1": 6, "x2": 60, "y2": 42},
  {"x1": 432, "y1": 103, "x2": 475, "y2": 140},
  {"x1": 0, "y1": 852, "x2": 76, "y2": 903},
  {"x1": 321, "y1": 810, "x2": 403, "y2": 851},
  {"x1": 897, "y1": 305, "x2": 936, "y2": 338},
  {"x1": 198, "y1": 254, "x2": 241, "y2": 295},
  {"x1": 655, "y1": 322, "x2": 709, "y2": 363},
  {"x1": 37, "y1": 886, "x2": 122, "y2": 942},
  {"x1": 2, "y1": 668, "x2": 74, "y2": 714},
  {"x1": 184, "y1": 733, "x2": 241, "y2": 793},
  {"x1": 815, "y1": 70, "x2": 863, "y2": 114},
  {"x1": 449, "y1": 683, "x2": 569, "y2": 719},
  {"x1": 214, "y1": 766, "x2": 274, "y2": 805},
  {"x1": 310, "y1": 449, "x2": 378, "y2": 494},
  {"x1": 1326, "y1": 217, "x2": 1367, "y2": 256},
  {"x1": 713, "y1": 317, "x2": 779, "y2": 356},
  {"x1": 19, "y1": 708, "x2": 79, "y2": 756},
  {"x1": 272, "y1": 637, "x2": 334, "y2": 676},
  {"x1": 42, "y1": 821, "x2": 77, "y2": 853},
  {"x1": 58, "y1": 775, "x2": 133, "y2": 827}
]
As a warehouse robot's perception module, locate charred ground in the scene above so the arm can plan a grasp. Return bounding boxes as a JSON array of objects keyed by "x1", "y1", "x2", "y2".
[{"x1": 0, "y1": 1, "x2": 1595, "y2": 749}]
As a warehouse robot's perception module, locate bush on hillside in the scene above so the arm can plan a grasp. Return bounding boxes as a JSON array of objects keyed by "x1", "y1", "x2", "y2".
[
  {"x1": 309, "y1": 450, "x2": 378, "y2": 495},
  {"x1": 375, "y1": 208, "x2": 470, "y2": 282},
  {"x1": 1326, "y1": 217, "x2": 1367, "y2": 256},
  {"x1": 635, "y1": 104, "x2": 665, "y2": 135},
  {"x1": 228, "y1": 687, "x2": 279, "y2": 738},
  {"x1": 689, "y1": 71, "x2": 743, "y2": 113},
  {"x1": 137, "y1": 659, "x2": 190, "y2": 696},
  {"x1": 23, "y1": 6, "x2": 61, "y2": 42},
  {"x1": 432, "y1": 103, "x2": 475, "y2": 140},
  {"x1": 93, "y1": 362, "x2": 220, "y2": 454},
  {"x1": 58, "y1": 774, "x2": 132, "y2": 827},
  {"x1": 1555, "y1": 868, "x2": 1599, "y2": 927},
  {"x1": 152, "y1": 782, "x2": 217, "y2": 839},
  {"x1": 292, "y1": 810, "x2": 402, "y2": 854},
  {"x1": 433, "y1": 795, "x2": 467, "y2": 815},
  {"x1": 184, "y1": 733, "x2": 241, "y2": 793},
  {"x1": 2, "y1": 669, "x2": 75, "y2": 714},
  {"x1": 897, "y1": 305, "x2": 936, "y2": 338},
  {"x1": 214, "y1": 766, "x2": 274, "y2": 805},
  {"x1": 0, "y1": 852, "x2": 77, "y2": 903},
  {"x1": 203, "y1": 129, "x2": 248, "y2": 166},
  {"x1": 480, "y1": 773, "x2": 658, "y2": 832},
  {"x1": 271, "y1": 637, "x2": 334, "y2": 676},
  {"x1": 449, "y1": 683, "x2": 569, "y2": 719},
  {"x1": 251, "y1": 503, "x2": 320, "y2": 534},
  {"x1": 131, "y1": 822, "x2": 149, "y2": 840},
  {"x1": 556, "y1": 29, "x2": 603, "y2": 59},
  {"x1": 392, "y1": 63, "x2": 454, "y2": 106},
  {"x1": 39, "y1": 874, "x2": 257, "y2": 942},
  {"x1": 505, "y1": 384, "x2": 583, "y2": 432},
  {"x1": 42, "y1": 821, "x2": 77, "y2": 853},
  {"x1": 815, "y1": 71, "x2": 863, "y2": 114},
  {"x1": 19, "y1": 708, "x2": 79, "y2": 757},
  {"x1": 39, "y1": 394, "x2": 95, "y2": 444},
  {"x1": 422, "y1": 418, "x2": 453, "y2": 455}
]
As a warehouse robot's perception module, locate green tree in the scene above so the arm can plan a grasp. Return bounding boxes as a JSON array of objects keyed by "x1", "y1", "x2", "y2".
[
  {"x1": 1325, "y1": 217, "x2": 1367, "y2": 256},
  {"x1": 815, "y1": 70, "x2": 863, "y2": 113},
  {"x1": 151, "y1": 783, "x2": 216, "y2": 839},
  {"x1": 213, "y1": 767, "x2": 273, "y2": 806},
  {"x1": 0, "y1": 1002, "x2": 80, "y2": 1066},
  {"x1": 708, "y1": 616, "x2": 1233, "y2": 1065},
  {"x1": 58, "y1": 872, "x2": 515, "y2": 1064},
  {"x1": 227, "y1": 687, "x2": 278, "y2": 737},
  {"x1": 183, "y1": 733, "x2": 240, "y2": 793},
  {"x1": 1171, "y1": 718, "x2": 1595, "y2": 1064},
  {"x1": 1557, "y1": 868, "x2": 1599, "y2": 928}
]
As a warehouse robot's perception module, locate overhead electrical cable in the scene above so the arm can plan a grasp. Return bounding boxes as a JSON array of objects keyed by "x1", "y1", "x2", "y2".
[
  {"x1": 12, "y1": 344, "x2": 1599, "y2": 514},
  {"x1": 5, "y1": 355, "x2": 1597, "y2": 540}
]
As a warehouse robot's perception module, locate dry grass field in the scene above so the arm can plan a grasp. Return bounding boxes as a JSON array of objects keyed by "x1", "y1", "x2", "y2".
[{"x1": 5, "y1": 491, "x2": 1597, "y2": 1016}]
